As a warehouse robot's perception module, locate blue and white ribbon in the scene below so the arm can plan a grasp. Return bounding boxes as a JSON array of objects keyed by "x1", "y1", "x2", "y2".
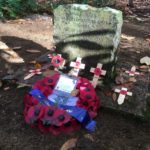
[{"x1": 30, "y1": 89, "x2": 96, "y2": 132}]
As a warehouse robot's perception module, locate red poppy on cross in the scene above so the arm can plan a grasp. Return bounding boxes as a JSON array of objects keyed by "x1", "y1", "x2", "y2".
[
  {"x1": 24, "y1": 69, "x2": 42, "y2": 80},
  {"x1": 114, "y1": 87, "x2": 132, "y2": 105},
  {"x1": 125, "y1": 66, "x2": 140, "y2": 76},
  {"x1": 70, "y1": 57, "x2": 85, "y2": 76},
  {"x1": 90, "y1": 63, "x2": 106, "y2": 88}
]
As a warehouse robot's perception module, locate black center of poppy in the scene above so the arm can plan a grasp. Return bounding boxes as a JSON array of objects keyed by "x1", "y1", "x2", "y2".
[
  {"x1": 85, "y1": 87, "x2": 90, "y2": 91},
  {"x1": 48, "y1": 79, "x2": 53, "y2": 83},
  {"x1": 85, "y1": 94, "x2": 92, "y2": 99},
  {"x1": 34, "y1": 109, "x2": 40, "y2": 116},
  {"x1": 55, "y1": 59, "x2": 60, "y2": 64},
  {"x1": 58, "y1": 115, "x2": 65, "y2": 121},
  {"x1": 43, "y1": 119, "x2": 51, "y2": 126},
  {"x1": 64, "y1": 121, "x2": 71, "y2": 127},
  {"x1": 83, "y1": 101, "x2": 88, "y2": 106},
  {"x1": 47, "y1": 109, "x2": 54, "y2": 116}
]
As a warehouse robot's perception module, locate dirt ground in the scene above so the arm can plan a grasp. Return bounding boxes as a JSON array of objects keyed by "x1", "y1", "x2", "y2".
[{"x1": 0, "y1": 7, "x2": 150, "y2": 150}]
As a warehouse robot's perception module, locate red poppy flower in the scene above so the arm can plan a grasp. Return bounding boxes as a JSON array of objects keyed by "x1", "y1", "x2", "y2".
[
  {"x1": 52, "y1": 108, "x2": 71, "y2": 126},
  {"x1": 41, "y1": 106, "x2": 57, "y2": 126},
  {"x1": 43, "y1": 74, "x2": 60, "y2": 87},
  {"x1": 38, "y1": 120, "x2": 50, "y2": 133},
  {"x1": 60, "y1": 119, "x2": 80, "y2": 134},
  {"x1": 79, "y1": 88, "x2": 96, "y2": 101},
  {"x1": 50, "y1": 54, "x2": 65, "y2": 68},
  {"x1": 25, "y1": 105, "x2": 45, "y2": 125},
  {"x1": 24, "y1": 94, "x2": 39, "y2": 106},
  {"x1": 23, "y1": 72, "x2": 100, "y2": 134},
  {"x1": 49, "y1": 125, "x2": 61, "y2": 135}
]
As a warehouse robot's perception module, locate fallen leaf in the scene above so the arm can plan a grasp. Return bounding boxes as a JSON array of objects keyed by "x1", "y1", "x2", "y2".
[
  {"x1": 17, "y1": 83, "x2": 30, "y2": 88},
  {"x1": 26, "y1": 49, "x2": 41, "y2": 53},
  {"x1": 60, "y1": 138, "x2": 77, "y2": 150},
  {"x1": 0, "y1": 80, "x2": 3, "y2": 88},
  {"x1": 84, "y1": 134, "x2": 94, "y2": 142},
  {"x1": 1, "y1": 48, "x2": 24, "y2": 63},
  {"x1": 0, "y1": 41, "x2": 9, "y2": 49},
  {"x1": 34, "y1": 63, "x2": 42, "y2": 69},
  {"x1": 121, "y1": 34, "x2": 135, "y2": 40},
  {"x1": 145, "y1": 38, "x2": 150, "y2": 42},
  {"x1": 139, "y1": 65, "x2": 149, "y2": 69},
  {"x1": 12, "y1": 46, "x2": 22, "y2": 50},
  {"x1": 140, "y1": 56, "x2": 150, "y2": 65},
  {"x1": 29, "y1": 60, "x2": 36, "y2": 64},
  {"x1": 129, "y1": 77, "x2": 137, "y2": 82},
  {"x1": 112, "y1": 93, "x2": 117, "y2": 101},
  {"x1": 4, "y1": 87, "x2": 10, "y2": 91}
]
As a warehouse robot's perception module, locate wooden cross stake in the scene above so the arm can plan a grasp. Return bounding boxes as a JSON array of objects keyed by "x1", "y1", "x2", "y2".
[
  {"x1": 114, "y1": 87, "x2": 132, "y2": 105},
  {"x1": 70, "y1": 57, "x2": 85, "y2": 76},
  {"x1": 125, "y1": 66, "x2": 140, "y2": 76},
  {"x1": 24, "y1": 69, "x2": 42, "y2": 80},
  {"x1": 90, "y1": 63, "x2": 106, "y2": 88}
]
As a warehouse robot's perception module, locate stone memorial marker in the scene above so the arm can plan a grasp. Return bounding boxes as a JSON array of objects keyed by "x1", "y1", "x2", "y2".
[{"x1": 54, "y1": 4, "x2": 123, "y2": 78}]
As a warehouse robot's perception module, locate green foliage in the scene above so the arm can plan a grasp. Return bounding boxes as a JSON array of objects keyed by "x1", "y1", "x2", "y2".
[
  {"x1": 0, "y1": 0, "x2": 116, "y2": 19},
  {"x1": 0, "y1": 0, "x2": 39, "y2": 19}
]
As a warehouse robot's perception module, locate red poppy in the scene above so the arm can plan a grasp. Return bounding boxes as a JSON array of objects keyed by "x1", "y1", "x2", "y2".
[
  {"x1": 43, "y1": 73, "x2": 60, "y2": 87},
  {"x1": 52, "y1": 108, "x2": 71, "y2": 126},
  {"x1": 25, "y1": 105, "x2": 45, "y2": 125},
  {"x1": 23, "y1": 72, "x2": 100, "y2": 134},
  {"x1": 50, "y1": 54, "x2": 65, "y2": 68},
  {"x1": 79, "y1": 87, "x2": 96, "y2": 101},
  {"x1": 60, "y1": 119, "x2": 81, "y2": 134}
]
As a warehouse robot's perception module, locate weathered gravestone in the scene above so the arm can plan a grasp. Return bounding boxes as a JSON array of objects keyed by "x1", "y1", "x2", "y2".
[{"x1": 54, "y1": 4, "x2": 123, "y2": 78}]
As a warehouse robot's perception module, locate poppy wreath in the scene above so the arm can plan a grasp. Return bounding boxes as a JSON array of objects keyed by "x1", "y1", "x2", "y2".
[{"x1": 24, "y1": 72, "x2": 100, "y2": 135}]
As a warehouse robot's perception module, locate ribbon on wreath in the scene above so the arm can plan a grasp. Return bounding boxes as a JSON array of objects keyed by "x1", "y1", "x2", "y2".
[{"x1": 30, "y1": 89, "x2": 96, "y2": 132}]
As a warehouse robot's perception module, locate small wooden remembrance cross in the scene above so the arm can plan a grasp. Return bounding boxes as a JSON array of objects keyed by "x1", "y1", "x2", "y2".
[
  {"x1": 90, "y1": 63, "x2": 106, "y2": 88},
  {"x1": 125, "y1": 66, "x2": 140, "y2": 76},
  {"x1": 70, "y1": 57, "x2": 85, "y2": 76},
  {"x1": 24, "y1": 69, "x2": 42, "y2": 80},
  {"x1": 114, "y1": 87, "x2": 132, "y2": 105}
]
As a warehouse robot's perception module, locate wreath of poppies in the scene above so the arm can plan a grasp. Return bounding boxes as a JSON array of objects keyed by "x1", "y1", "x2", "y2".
[{"x1": 23, "y1": 72, "x2": 100, "y2": 135}]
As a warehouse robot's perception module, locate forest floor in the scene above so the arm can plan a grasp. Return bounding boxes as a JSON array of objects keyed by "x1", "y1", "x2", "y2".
[{"x1": 0, "y1": 4, "x2": 150, "y2": 150}]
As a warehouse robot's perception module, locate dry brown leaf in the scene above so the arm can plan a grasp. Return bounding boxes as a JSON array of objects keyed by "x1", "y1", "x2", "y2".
[
  {"x1": 60, "y1": 138, "x2": 77, "y2": 150},
  {"x1": 145, "y1": 38, "x2": 150, "y2": 42},
  {"x1": 71, "y1": 89, "x2": 79, "y2": 96},
  {"x1": 0, "y1": 80, "x2": 3, "y2": 88},
  {"x1": 129, "y1": 77, "x2": 137, "y2": 82},
  {"x1": 112, "y1": 93, "x2": 117, "y2": 101},
  {"x1": 84, "y1": 134, "x2": 94, "y2": 142},
  {"x1": 139, "y1": 65, "x2": 149, "y2": 69},
  {"x1": 26, "y1": 49, "x2": 41, "y2": 53},
  {"x1": 34, "y1": 63, "x2": 42, "y2": 69},
  {"x1": 4, "y1": 87, "x2": 10, "y2": 91},
  {"x1": 12, "y1": 46, "x2": 22, "y2": 50}
]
